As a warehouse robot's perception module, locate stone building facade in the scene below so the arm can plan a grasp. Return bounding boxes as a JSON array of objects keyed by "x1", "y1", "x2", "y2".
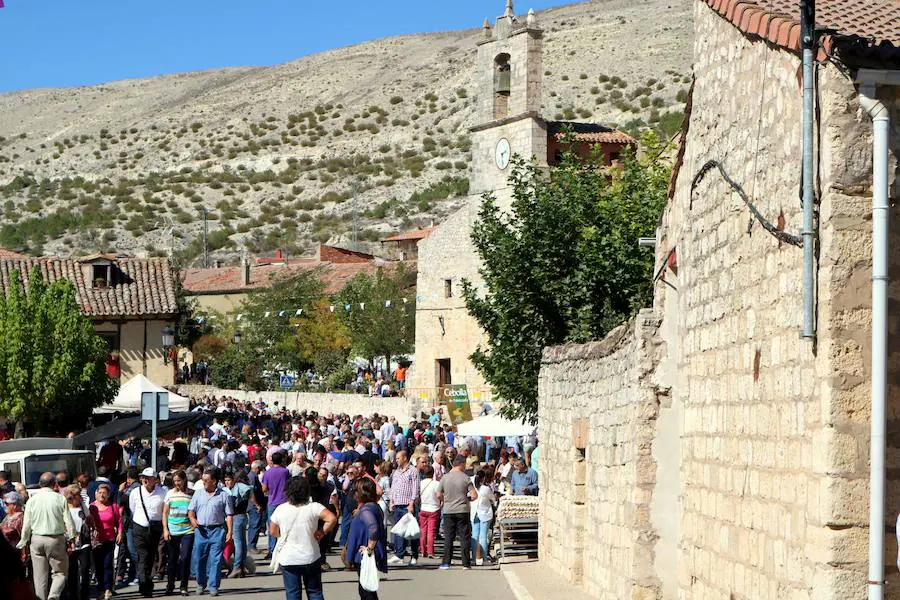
[
  {"x1": 537, "y1": 1, "x2": 900, "y2": 599},
  {"x1": 410, "y1": 1, "x2": 632, "y2": 401}
]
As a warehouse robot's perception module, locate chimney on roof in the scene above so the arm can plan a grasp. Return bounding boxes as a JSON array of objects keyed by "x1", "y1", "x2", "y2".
[{"x1": 242, "y1": 259, "x2": 251, "y2": 287}]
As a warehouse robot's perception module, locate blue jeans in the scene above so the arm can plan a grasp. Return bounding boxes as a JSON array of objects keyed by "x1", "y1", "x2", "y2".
[
  {"x1": 126, "y1": 527, "x2": 138, "y2": 579},
  {"x1": 340, "y1": 511, "x2": 353, "y2": 548},
  {"x1": 281, "y1": 563, "x2": 324, "y2": 600},
  {"x1": 248, "y1": 503, "x2": 262, "y2": 549},
  {"x1": 232, "y1": 514, "x2": 248, "y2": 570},
  {"x1": 391, "y1": 506, "x2": 419, "y2": 560},
  {"x1": 267, "y1": 503, "x2": 279, "y2": 552},
  {"x1": 193, "y1": 526, "x2": 225, "y2": 592},
  {"x1": 471, "y1": 516, "x2": 492, "y2": 559}
]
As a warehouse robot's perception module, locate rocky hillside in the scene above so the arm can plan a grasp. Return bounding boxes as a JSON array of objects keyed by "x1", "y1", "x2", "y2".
[{"x1": 0, "y1": 0, "x2": 692, "y2": 262}]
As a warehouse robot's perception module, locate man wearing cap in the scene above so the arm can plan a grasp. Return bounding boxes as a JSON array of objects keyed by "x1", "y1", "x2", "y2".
[
  {"x1": 130, "y1": 468, "x2": 166, "y2": 598},
  {"x1": 18, "y1": 472, "x2": 76, "y2": 600},
  {"x1": 188, "y1": 468, "x2": 233, "y2": 596}
]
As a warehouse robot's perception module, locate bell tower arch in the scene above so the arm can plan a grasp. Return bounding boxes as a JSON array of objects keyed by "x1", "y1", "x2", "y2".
[{"x1": 470, "y1": 1, "x2": 547, "y2": 203}]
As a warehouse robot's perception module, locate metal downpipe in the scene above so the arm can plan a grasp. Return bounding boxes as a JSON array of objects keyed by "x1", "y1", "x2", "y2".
[
  {"x1": 800, "y1": 0, "x2": 816, "y2": 340},
  {"x1": 860, "y1": 85, "x2": 890, "y2": 600}
]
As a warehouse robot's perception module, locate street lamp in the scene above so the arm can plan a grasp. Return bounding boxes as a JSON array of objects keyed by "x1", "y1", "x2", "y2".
[
  {"x1": 161, "y1": 325, "x2": 175, "y2": 365},
  {"x1": 233, "y1": 330, "x2": 242, "y2": 345}
]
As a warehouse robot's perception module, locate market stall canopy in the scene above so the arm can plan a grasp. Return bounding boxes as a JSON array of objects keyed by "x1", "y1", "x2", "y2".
[
  {"x1": 93, "y1": 374, "x2": 190, "y2": 414},
  {"x1": 455, "y1": 414, "x2": 536, "y2": 437},
  {"x1": 73, "y1": 411, "x2": 201, "y2": 447}
]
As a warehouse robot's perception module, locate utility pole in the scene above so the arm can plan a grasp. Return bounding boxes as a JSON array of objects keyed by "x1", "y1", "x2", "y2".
[{"x1": 201, "y1": 207, "x2": 209, "y2": 268}]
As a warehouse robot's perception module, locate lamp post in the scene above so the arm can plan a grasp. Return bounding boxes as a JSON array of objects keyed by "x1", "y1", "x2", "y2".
[
  {"x1": 233, "y1": 330, "x2": 242, "y2": 345},
  {"x1": 161, "y1": 325, "x2": 175, "y2": 365}
]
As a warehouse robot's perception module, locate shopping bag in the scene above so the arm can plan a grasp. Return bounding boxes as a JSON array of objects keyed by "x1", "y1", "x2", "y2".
[
  {"x1": 390, "y1": 512, "x2": 412, "y2": 538},
  {"x1": 360, "y1": 551, "x2": 380, "y2": 592},
  {"x1": 402, "y1": 513, "x2": 421, "y2": 539}
]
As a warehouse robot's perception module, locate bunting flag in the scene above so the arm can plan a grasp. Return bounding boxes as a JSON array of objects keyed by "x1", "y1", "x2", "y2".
[
  {"x1": 236, "y1": 314, "x2": 243, "y2": 321},
  {"x1": 385, "y1": 300, "x2": 392, "y2": 308},
  {"x1": 0, "y1": 2, "x2": 5, "y2": 8},
  {"x1": 402, "y1": 297, "x2": 408, "y2": 304},
  {"x1": 359, "y1": 302, "x2": 366, "y2": 310},
  {"x1": 278, "y1": 310, "x2": 286, "y2": 317},
  {"x1": 329, "y1": 305, "x2": 335, "y2": 313},
  {"x1": 295, "y1": 308, "x2": 303, "y2": 316},
  {"x1": 344, "y1": 304, "x2": 351, "y2": 312},
  {"x1": 264, "y1": 311, "x2": 270, "y2": 318}
]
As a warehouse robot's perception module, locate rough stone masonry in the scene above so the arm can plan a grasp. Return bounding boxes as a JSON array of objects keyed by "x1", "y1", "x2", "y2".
[{"x1": 537, "y1": 1, "x2": 900, "y2": 599}]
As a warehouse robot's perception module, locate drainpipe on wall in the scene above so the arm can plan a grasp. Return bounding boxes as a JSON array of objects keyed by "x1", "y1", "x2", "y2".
[
  {"x1": 858, "y1": 70, "x2": 893, "y2": 600},
  {"x1": 800, "y1": 0, "x2": 817, "y2": 340}
]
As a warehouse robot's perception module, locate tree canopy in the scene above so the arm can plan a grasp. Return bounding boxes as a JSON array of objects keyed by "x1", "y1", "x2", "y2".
[
  {"x1": 462, "y1": 132, "x2": 671, "y2": 421},
  {"x1": 336, "y1": 265, "x2": 416, "y2": 369},
  {"x1": 210, "y1": 269, "x2": 324, "y2": 389},
  {"x1": 0, "y1": 269, "x2": 118, "y2": 435}
]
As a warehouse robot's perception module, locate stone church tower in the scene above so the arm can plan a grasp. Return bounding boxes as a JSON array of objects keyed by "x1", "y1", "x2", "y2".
[
  {"x1": 408, "y1": 1, "x2": 548, "y2": 408},
  {"x1": 470, "y1": 1, "x2": 547, "y2": 204}
]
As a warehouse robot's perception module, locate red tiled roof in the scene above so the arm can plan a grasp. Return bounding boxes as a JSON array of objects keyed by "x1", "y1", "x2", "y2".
[
  {"x1": 0, "y1": 257, "x2": 178, "y2": 318},
  {"x1": 0, "y1": 248, "x2": 28, "y2": 259},
  {"x1": 183, "y1": 261, "x2": 416, "y2": 296},
  {"x1": 703, "y1": 0, "x2": 900, "y2": 60},
  {"x1": 546, "y1": 121, "x2": 636, "y2": 145},
  {"x1": 381, "y1": 228, "x2": 436, "y2": 243}
]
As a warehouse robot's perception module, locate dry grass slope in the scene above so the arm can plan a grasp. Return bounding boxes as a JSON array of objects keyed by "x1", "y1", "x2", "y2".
[{"x1": 0, "y1": 0, "x2": 692, "y2": 261}]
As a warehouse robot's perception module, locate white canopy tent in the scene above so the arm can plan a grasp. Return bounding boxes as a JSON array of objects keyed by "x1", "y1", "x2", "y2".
[
  {"x1": 455, "y1": 413, "x2": 536, "y2": 437},
  {"x1": 94, "y1": 374, "x2": 190, "y2": 414}
]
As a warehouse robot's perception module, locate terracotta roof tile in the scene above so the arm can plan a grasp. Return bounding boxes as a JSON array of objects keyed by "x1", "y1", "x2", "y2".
[
  {"x1": 546, "y1": 121, "x2": 636, "y2": 145},
  {"x1": 380, "y1": 228, "x2": 437, "y2": 243},
  {"x1": 0, "y1": 256, "x2": 178, "y2": 318},
  {"x1": 183, "y1": 261, "x2": 416, "y2": 296},
  {"x1": 703, "y1": 0, "x2": 900, "y2": 60},
  {"x1": 0, "y1": 248, "x2": 27, "y2": 259}
]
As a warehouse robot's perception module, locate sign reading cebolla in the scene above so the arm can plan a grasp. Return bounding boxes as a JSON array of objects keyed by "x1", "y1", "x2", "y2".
[
  {"x1": 441, "y1": 384, "x2": 469, "y2": 402},
  {"x1": 441, "y1": 384, "x2": 472, "y2": 424}
]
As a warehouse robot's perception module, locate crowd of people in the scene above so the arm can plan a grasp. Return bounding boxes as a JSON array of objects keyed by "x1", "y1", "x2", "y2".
[{"x1": 0, "y1": 396, "x2": 539, "y2": 600}]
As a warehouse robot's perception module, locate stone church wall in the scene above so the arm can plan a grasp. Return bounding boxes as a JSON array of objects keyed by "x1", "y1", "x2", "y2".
[{"x1": 538, "y1": 311, "x2": 667, "y2": 600}]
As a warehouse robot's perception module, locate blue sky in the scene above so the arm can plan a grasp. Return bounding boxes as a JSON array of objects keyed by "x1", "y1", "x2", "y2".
[{"x1": 0, "y1": 0, "x2": 572, "y2": 93}]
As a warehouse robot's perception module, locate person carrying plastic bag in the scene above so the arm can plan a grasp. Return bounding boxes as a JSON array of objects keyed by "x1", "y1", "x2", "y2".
[{"x1": 343, "y1": 479, "x2": 388, "y2": 600}]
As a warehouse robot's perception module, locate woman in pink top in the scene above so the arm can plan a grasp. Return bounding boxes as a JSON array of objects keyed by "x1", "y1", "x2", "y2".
[{"x1": 90, "y1": 484, "x2": 122, "y2": 600}]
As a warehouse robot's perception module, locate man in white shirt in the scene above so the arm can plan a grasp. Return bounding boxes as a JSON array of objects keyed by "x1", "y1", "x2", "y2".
[{"x1": 129, "y1": 468, "x2": 166, "y2": 598}]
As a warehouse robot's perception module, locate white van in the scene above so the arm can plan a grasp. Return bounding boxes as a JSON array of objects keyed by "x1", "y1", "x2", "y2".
[{"x1": 0, "y1": 438, "x2": 96, "y2": 489}]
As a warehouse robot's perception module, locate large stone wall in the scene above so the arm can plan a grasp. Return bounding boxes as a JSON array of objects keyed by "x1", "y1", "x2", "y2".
[
  {"x1": 175, "y1": 385, "x2": 431, "y2": 421},
  {"x1": 659, "y1": 4, "x2": 900, "y2": 599},
  {"x1": 538, "y1": 3, "x2": 900, "y2": 600},
  {"x1": 539, "y1": 311, "x2": 667, "y2": 600}
]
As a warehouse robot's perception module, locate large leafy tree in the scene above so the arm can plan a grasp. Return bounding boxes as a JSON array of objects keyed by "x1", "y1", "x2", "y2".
[
  {"x1": 295, "y1": 299, "x2": 351, "y2": 377},
  {"x1": 212, "y1": 270, "x2": 324, "y2": 388},
  {"x1": 462, "y1": 132, "x2": 671, "y2": 422},
  {"x1": 336, "y1": 265, "x2": 416, "y2": 371},
  {"x1": 0, "y1": 269, "x2": 118, "y2": 435}
]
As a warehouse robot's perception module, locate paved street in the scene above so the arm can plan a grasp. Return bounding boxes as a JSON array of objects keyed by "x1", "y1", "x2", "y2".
[{"x1": 112, "y1": 547, "x2": 518, "y2": 600}]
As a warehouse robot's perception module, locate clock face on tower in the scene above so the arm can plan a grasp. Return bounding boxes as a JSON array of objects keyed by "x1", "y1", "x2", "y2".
[{"x1": 495, "y1": 138, "x2": 511, "y2": 170}]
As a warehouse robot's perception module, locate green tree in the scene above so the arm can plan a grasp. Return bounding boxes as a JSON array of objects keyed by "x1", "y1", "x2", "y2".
[
  {"x1": 213, "y1": 270, "x2": 324, "y2": 388},
  {"x1": 295, "y1": 299, "x2": 350, "y2": 377},
  {"x1": 0, "y1": 269, "x2": 118, "y2": 435},
  {"x1": 336, "y1": 265, "x2": 416, "y2": 371},
  {"x1": 462, "y1": 132, "x2": 671, "y2": 422}
]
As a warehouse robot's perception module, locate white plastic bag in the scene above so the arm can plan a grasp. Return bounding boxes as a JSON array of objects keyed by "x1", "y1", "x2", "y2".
[
  {"x1": 402, "y1": 513, "x2": 421, "y2": 539},
  {"x1": 360, "y1": 551, "x2": 380, "y2": 592},
  {"x1": 390, "y1": 512, "x2": 421, "y2": 539}
]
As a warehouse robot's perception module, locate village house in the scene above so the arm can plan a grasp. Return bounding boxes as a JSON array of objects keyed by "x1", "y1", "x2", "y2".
[
  {"x1": 409, "y1": 0, "x2": 635, "y2": 404},
  {"x1": 0, "y1": 252, "x2": 179, "y2": 386},
  {"x1": 380, "y1": 227, "x2": 435, "y2": 261},
  {"x1": 537, "y1": 1, "x2": 900, "y2": 600},
  {"x1": 182, "y1": 244, "x2": 411, "y2": 316}
]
